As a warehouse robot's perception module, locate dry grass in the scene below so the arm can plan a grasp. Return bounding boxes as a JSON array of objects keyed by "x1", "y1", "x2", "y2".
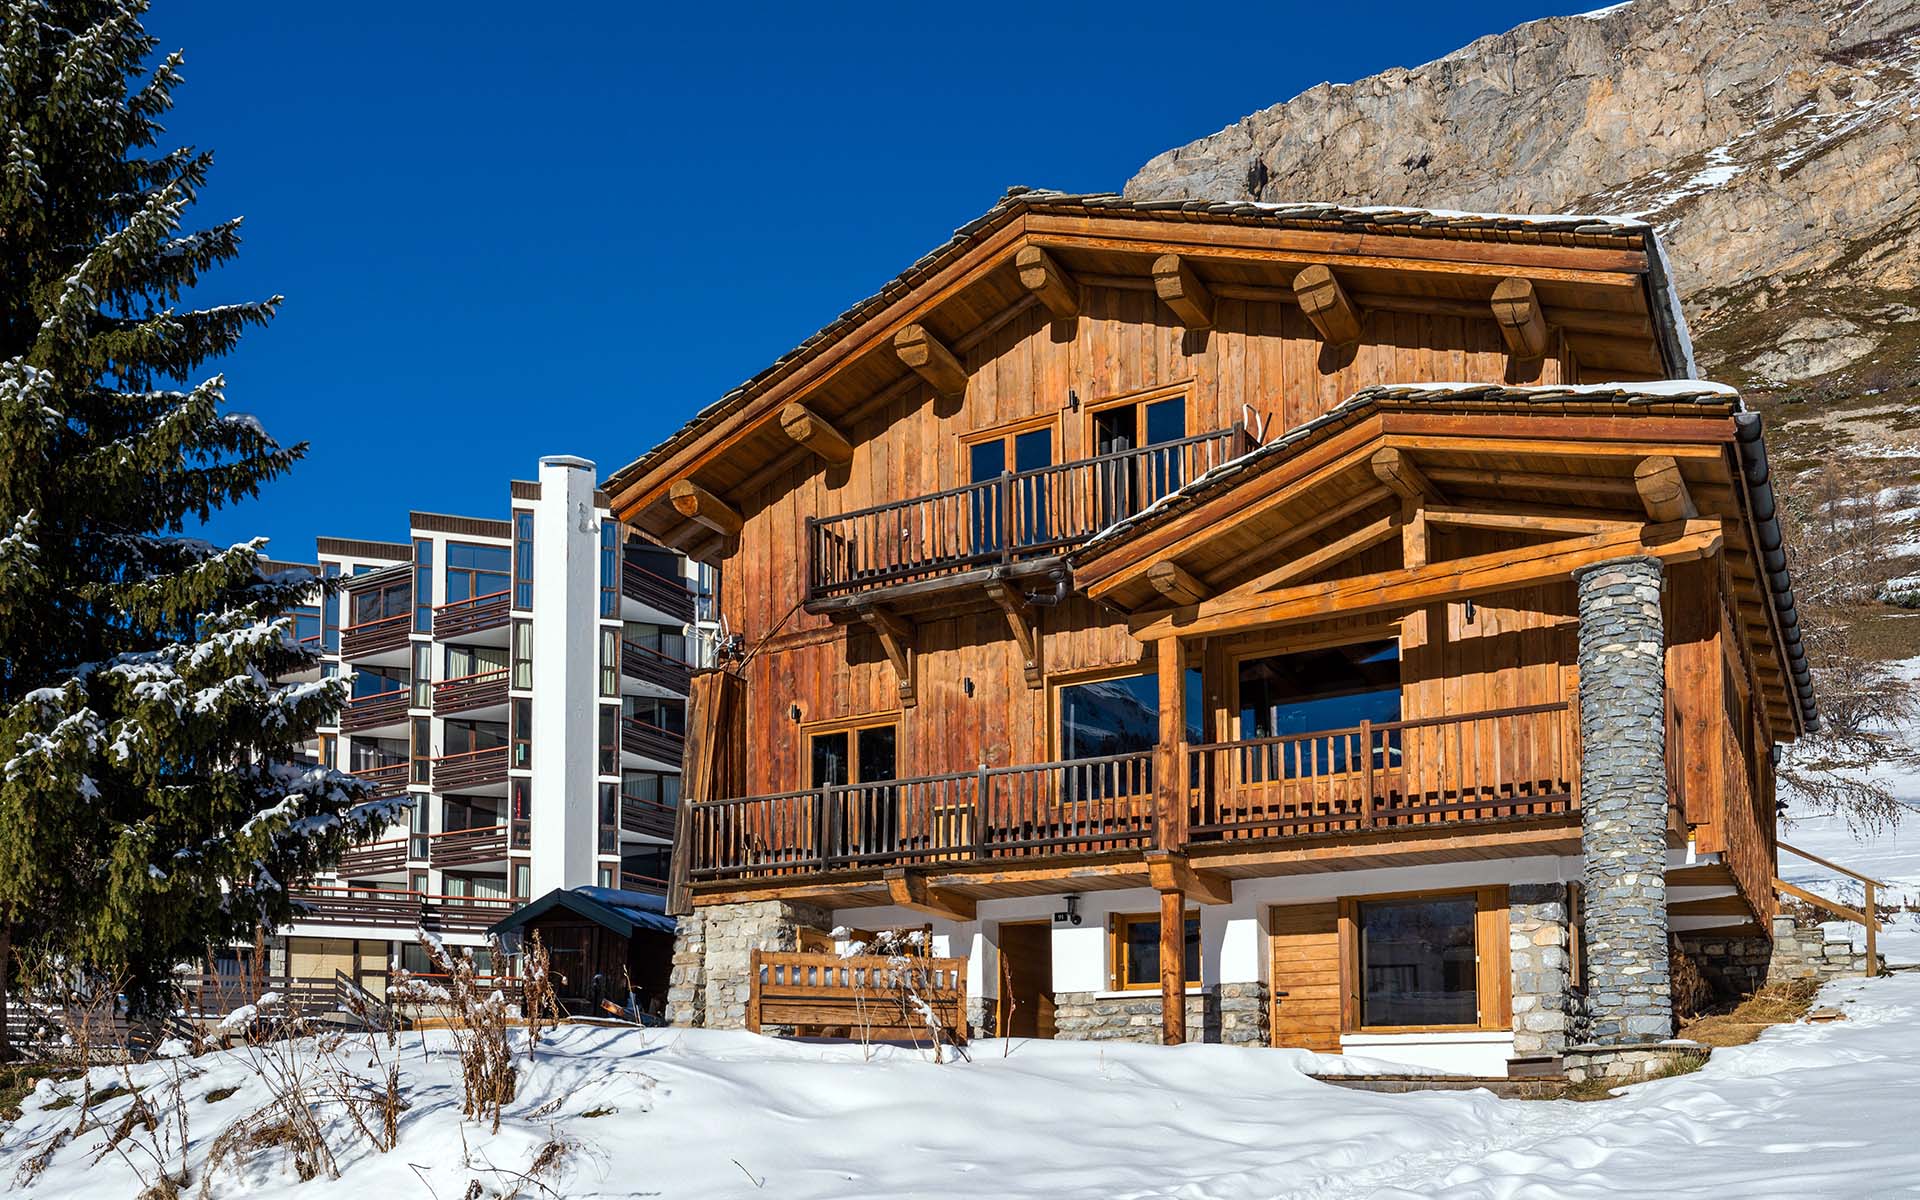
[{"x1": 1678, "y1": 978, "x2": 1823, "y2": 1049}]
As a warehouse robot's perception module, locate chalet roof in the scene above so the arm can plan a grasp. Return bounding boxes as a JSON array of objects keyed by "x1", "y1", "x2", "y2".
[
  {"x1": 1071, "y1": 380, "x2": 1817, "y2": 731},
  {"x1": 604, "y1": 188, "x2": 1692, "y2": 503},
  {"x1": 488, "y1": 886, "x2": 677, "y2": 940}
]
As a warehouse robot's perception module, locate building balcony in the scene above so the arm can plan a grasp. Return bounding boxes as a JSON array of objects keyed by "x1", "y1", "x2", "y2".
[
  {"x1": 335, "y1": 835, "x2": 411, "y2": 877},
  {"x1": 288, "y1": 886, "x2": 519, "y2": 935},
  {"x1": 350, "y1": 761, "x2": 411, "y2": 801},
  {"x1": 427, "y1": 824, "x2": 509, "y2": 869},
  {"x1": 683, "y1": 704, "x2": 1580, "y2": 885},
  {"x1": 621, "y1": 717, "x2": 685, "y2": 767},
  {"x1": 621, "y1": 794, "x2": 677, "y2": 841},
  {"x1": 433, "y1": 669, "x2": 509, "y2": 718},
  {"x1": 621, "y1": 640, "x2": 692, "y2": 696},
  {"x1": 339, "y1": 688, "x2": 410, "y2": 734},
  {"x1": 805, "y1": 425, "x2": 1250, "y2": 607},
  {"x1": 434, "y1": 590, "x2": 510, "y2": 643},
  {"x1": 622, "y1": 561, "x2": 695, "y2": 625},
  {"x1": 432, "y1": 745, "x2": 508, "y2": 792},
  {"x1": 619, "y1": 871, "x2": 669, "y2": 895},
  {"x1": 340, "y1": 612, "x2": 412, "y2": 662}
]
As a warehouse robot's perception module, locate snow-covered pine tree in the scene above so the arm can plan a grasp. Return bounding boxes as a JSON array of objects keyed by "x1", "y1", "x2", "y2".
[{"x1": 0, "y1": 1, "x2": 406, "y2": 1047}]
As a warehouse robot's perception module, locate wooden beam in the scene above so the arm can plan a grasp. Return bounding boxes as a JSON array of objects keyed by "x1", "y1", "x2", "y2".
[
  {"x1": 885, "y1": 868, "x2": 977, "y2": 921},
  {"x1": 1147, "y1": 561, "x2": 1211, "y2": 605},
  {"x1": 1160, "y1": 886, "x2": 1186, "y2": 1045},
  {"x1": 1634, "y1": 455, "x2": 1698, "y2": 523},
  {"x1": 1293, "y1": 264, "x2": 1361, "y2": 347},
  {"x1": 1369, "y1": 446, "x2": 1435, "y2": 503},
  {"x1": 669, "y1": 479, "x2": 743, "y2": 537},
  {"x1": 1242, "y1": 513, "x2": 1400, "y2": 594},
  {"x1": 985, "y1": 581, "x2": 1043, "y2": 687},
  {"x1": 1490, "y1": 276, "x2": 1550, "y2": 359},
  {"x1": 778, "y1": 402, "x2": 853, "y2": 465},
  {"x1": 1423, "y1": 466, "x2": 1640, "y2": 497},
  {"x1": 1154, "y1": 641, "x2": 1189, "y2": 853},
  {"x1": 1131, "y1": 519, "x2": 1724, "y2": 641},
  {"x1": 1152, "y1": 254, "x2": 1214, "y2": 330},
  {"x1": 1015, "y1": 245, "x2": 1079, "y2": 322},
  {"x1": 1146, "y1": 851, "x2": 1232, "y2": 905},
  {"x1": 893, "y1": 322, "x2": 968, "y2": 400},
  {"x1": 858, "y1": 605, "x2": 917, "y2": 708},
  {"x1": 1423, "y1": 505, "x2": 1642, "y2": 538}
]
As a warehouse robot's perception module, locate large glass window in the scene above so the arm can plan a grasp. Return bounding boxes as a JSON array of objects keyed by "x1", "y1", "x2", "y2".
[
  {"x1": 1237, "y1": 639, "x2": 1401, "y2": 777},
  {"x1": 1058, "y1": 670, "x2": 1202, "y2": 760},
  {"x1": 622, "y1": 770, "x2": 679, "y2": 806},
  {"x1": 809, "y1": 723, "x2": 896, "y2": 788},
  {"x1": 413, "y1": 539, "x2": 433, "y2": 632},
  {"x1": 1356, "y1": 895, "x2": 1479, "y2": 1028},
  {"x1": 442, "y1": 719, "x2": 507, "y2": 756},
  {"x1": 1114, "y1": 911, "x2": 1200, "y2": 990},
  {"x1": 511, "y1": 619, "x2": 533, "y2": 689},
  {"x1": 410, "y1": 717, "x2": 431, "y2": 783},
  {"x1": 446, "y1": 542, "x2": 511, "y2": 605},
  {"x1": 322, "y1": 563, "x2": 341, "y2": 649},
  {"x1": 446, "y1": 644, "x2": 508, "y2": 679},
  {"x1": 411, "y1": 642, "x2": 433, "y2": 708},
  {"x1": 350, "y1": 578, "x2": 410, "y2": 627},
  {"x1": 599, "y1": 523, "x2": 618, "y2": 618},
  {"x1": 622, "y1": 621, "x2": 687, "y2": 663},
  {"x1": 622, "y1": 696, "x2": 685, "y2": 734},
  {"x1": 350, "y1": 736, "x2": 407, "y2": 771},
  {"x1": 512, "y1": 512, "x2": 534, "y2": 610},
  {"x1": 350, "y1": 664, "x2": 407, "y2": 700}
]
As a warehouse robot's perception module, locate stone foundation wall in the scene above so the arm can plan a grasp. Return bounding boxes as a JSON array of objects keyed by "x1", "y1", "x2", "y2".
[
  {"x1": 1562, "y1": 1041, "x2": 1709, "y2": 1086},
  {"x1": 664, "y1": 900, "x2": 834, "y2": 1030},
  {"x1": 1509, "y1": 883, "x2": 1576, "y2": 1056},
  {"x1": 1676, "y1": 931, "x2": 1772, "y2": 1000},
  {"x1": 1217, "y1": 981, "x2": 1270, "y2": 1046},
  {"x1": 966, "y1": 995, "x2": 995, "y2": 1039},
  {"x1": 1767, "y1": 914, "x2": 1884, "y2": 982}
]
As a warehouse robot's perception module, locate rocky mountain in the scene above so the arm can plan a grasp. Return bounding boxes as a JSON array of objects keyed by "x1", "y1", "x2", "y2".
[{"x1": 1126, "y1": 0, "x2": 1920, "y2": 423}]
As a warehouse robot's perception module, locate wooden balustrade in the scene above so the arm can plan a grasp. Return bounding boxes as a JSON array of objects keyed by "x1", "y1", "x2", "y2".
[
  {"x1": 340, "y1": 612, "x2": 411, "y2": 660},
  {"x1": 350, "y1": 761, "x2": 411, "y2": 800},
  {"x1": 621, "y1": 562, "x2": 696, "y2": 623},
  {"x1": 621, "y1": 795, "x2": 678, "y2": 840},
  {"x1": 434, "y1": 668, "x2": 509, "y2": 716},
  {"x1": 431, "y1": 745, "x2": 508, "y2": 791},
  {"x1": 340, "y1": 688, "x2": 410, "y2": 733},
  {"x1": 289, "y1": 886, "x2": 519, "y2": 934},
  {"x1": 748, "y1": 949, "x2": 968, "y2": 1042},
  {"x1": 621, "y1": 640, "x2": 693, "y2": 695},
  {"x1": 807, "y1": 426, "x2": 1245, "y2": 600},
  {"x1": 622, "y1": 717, "x2": 685, "y2": 765},
  {"x1": 427, "y1": 824, "x2": 509, "y2": 868},
  {"x1": 619, "y1": 871, "x2": 669, "y2": 894},
  {"x1": 434, "y1": 590, "x2": 510, "y2": 640},
  {"x1": 336, "y1": 836, "x2": 410, "y2": 876},
  {"x1": 1186, "y1": 703, "x2": 1579, "y2": 842}
]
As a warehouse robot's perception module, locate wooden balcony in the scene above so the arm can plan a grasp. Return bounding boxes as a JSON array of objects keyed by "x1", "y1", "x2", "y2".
[
  {"x1": 340, "y1": 612, "x2": 411, "y2": 660},
  {"x1": 686, "y1": 705, "x2": 1582, "y2": 885},
  {"x1": 290, "y1": 886, "x2": 518, "y2": 934},
  {"x1": 336, "y1": 836, "x2": 410, "y2": 876},
  {"x1": 434, "y1": 590, "x2": 510, "y2": 641},
  {"x1": 621, "y1": 640, "x2": 692, "y2": 695},
  {"x1": 622, "y1": 717, "x2": 685, "y2": 765},
  {"x1": 427, "y1": 824, "x2": 509, "y2": 868},
  {"x1": 350, "y1": 761, "x2": 411, "y2": 800},
  {"x1": 619, "y1": 871, "x2": 669, "y2": 894},
  {"x1": 339, "y1": 688, "x2": 410, "y2": 733},
  {"x1": 622, "y1": 795, "x2": 677, "y2": 840},
  {"x1": 434, "y1": 669, "x2": 509, "y2": 716},
  {"x1": 431, "y1": 745, "x2": 507, "y2": 791},
  {"x1": 622, "y1": 561, "x2": 695, "y2": 624},
  {"x1": 806, "y1": 426, "x2": 1249, "y2": 604}
]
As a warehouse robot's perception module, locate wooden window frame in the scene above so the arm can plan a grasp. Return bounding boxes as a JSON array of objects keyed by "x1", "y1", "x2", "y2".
[
  {"x1": 1337, "y1": 885, "x2": 1510, "y2": 1035},
  {"x1": 1081, "y1": 381, "x2": 1191, "y2": 457},
  {"x1": 800, "y1": 713, "x2": 901, "y2": 786},
  {"x1": 959, "y1": 413, "x2": 1059, "y2": 485},
  {"x1": 1108, "y1": 908, "x2": 1201, "y2": 992}
]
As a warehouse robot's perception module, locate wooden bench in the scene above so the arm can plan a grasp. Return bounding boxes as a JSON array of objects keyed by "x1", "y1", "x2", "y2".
[{"x1": 747, "y1": 949, "x2": 968, "y2": 1044}]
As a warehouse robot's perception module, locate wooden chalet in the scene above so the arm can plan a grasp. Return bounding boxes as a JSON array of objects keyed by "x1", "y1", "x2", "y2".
[{"x1": 607, "y1": 190, "x2": 1815, "y2": 1073}]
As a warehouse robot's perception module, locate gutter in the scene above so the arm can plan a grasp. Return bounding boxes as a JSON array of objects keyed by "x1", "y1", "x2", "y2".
[{"x1": 1733, "y1": 411, "x2": 1819, "y2": 731}]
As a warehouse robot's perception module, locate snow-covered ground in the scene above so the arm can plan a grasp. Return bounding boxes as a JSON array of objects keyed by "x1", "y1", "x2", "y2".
[{"x1": 7, "y1": 973, "x2": 1920, "y2": 1199}]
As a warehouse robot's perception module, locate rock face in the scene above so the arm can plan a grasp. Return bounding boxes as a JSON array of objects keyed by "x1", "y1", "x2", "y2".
[{"x1": 1125, "y1": 0, "x2": 1920, "y2": 385}]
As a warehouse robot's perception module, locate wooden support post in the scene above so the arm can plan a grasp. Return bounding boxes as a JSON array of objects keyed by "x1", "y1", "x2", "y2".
[
  {"x1": 894, "y1": 322, "x2": 968, "y2": 400},
  {"x1": 1293, "y1": 264, "x2": 1361, "y2": 347},
  {"x1": 985, "y1": 581, "x2": 1043, "y2": 687},
  {"x1": 746, "y1": 947, "x2": 763, "y2": 1034},
  {"x1": 778, "y1": 402, "x2": 853, "y2": 465},
  {"x1": 858, "y1": 606, "x2": 917, "y2": 708},
  {"x1": 1490, "y1": 276, "x2": 1550, "y2": 360},
  {"x1": 1152, "y1": 254, "x2": 1214, "y2": 331},
  {"x1": 1015, "y1": 245, "x2": 1080, "y2": 321},
  {"x1": 1160, "y1": 887, "x2": 1187, "y2": 1045},
  {"x1": 1146, "y1": 851, "x2": 1232, "y2": 905},
  {"x1": 669, "y1": 479, "x2": 743, "y2": 537},
  {"x1": 1866, "y1": 880, "x2": 1878, "y2": 977},
  {"x1": 1147, "y1": 560, "x2": 1211, "y2": 605},
  {"x1": 1155, "y1": 640, "x2": 1188, "y2": 853},
  {"x1": 1635, "y1": 455, "x2": 1698, "y2": 522}
]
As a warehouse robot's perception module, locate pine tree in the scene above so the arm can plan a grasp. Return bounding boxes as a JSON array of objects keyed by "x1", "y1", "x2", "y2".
[{"x1": 0, "y1": 1, "x2": 403, "y2": 1048}]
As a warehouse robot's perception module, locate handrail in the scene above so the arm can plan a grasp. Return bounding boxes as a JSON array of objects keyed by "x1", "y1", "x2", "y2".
[
  {"x1": 434, "y1": 589, "x2": 510, "y2": 614},
  {"x1": 434, "y1": 668, "x2": 509, "y2": 689},
  {"x1": 431, "y1": 745, "x2": 508, "y2": 764},
  {"x1": 1187, "y1": 701, "x2": 1570, "y2": 750},
  {"x1": 1777, "y1": 842, "x2": 1886, "y2": 977},
  {"x1": 425, "y1": 823, "x2": 507, "y2": 840},
  {"x1": 351, "y1": 761, "x2": 408, "y2": 777},
  {"x1": 1778, "y1": 840, "x2": 1887, "y2": 887},
  {"x1": 342, "y1": 612, "x2": 409, "y2": 634}
]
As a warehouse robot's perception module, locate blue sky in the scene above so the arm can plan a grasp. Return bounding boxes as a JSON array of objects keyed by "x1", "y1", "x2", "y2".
[{"x1": 151, "y1": 2, "x2": 1600, "y2": 557}]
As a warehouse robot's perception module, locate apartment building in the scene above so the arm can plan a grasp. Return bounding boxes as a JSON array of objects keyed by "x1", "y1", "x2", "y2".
[{"x1": 269, "y1": 456, "x2": 713, "y2": 998}]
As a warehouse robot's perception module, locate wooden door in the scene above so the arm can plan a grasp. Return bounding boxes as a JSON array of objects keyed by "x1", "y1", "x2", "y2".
[
  {"x1": 1269, "y1": 902, "x2": 1342, "y2": 1052},
  {"x1": 998, "y1": 921, "x2": 1056, "y2": 1039}
]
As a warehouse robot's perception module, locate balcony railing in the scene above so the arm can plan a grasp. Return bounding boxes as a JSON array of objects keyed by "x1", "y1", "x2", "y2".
[
  {"x1": 336, "y1": 836, "x2": 410, "y2": 876},
  {"x1": 434, "y1": 669, "x2": 509, "y2": 716},
  {"x1": 340, "y1": 688, "x2": 409, "y2": 733},
  {"x1": 434, "y1": 590, "x2": 510, "y2": 641},
  {"x1": 622, "y1": 795, "x2": 677, "y2": 840},
  {"x1": 622, "y1": 717, "x2": 685, "y2": 765},
  {"x1": 432, "y1": 745, "x2": 508, "y2": 791},
  {"x1": 619, "y1": 872, "x2": 669, "y2": 894},
  {"x1": 289, "y1": 886, "x2": 518, "y2": 934},
  {"x1": 621, "y1": 640, "x2": 692, "y2": 695},
  {"x1": 340, "y1": 612, "x2": 411, "y2": 660},
  {"x1": 350, "y1": 761, "x2": 410, "y2": 800},
  {"x1": 806, "y1": 426, "x2": 1248, "y2": 601},
  {"x1": 428, "y1": 824, "x2": 509, "y2": 868},
  {"x1": 686, "y1": 705, "x2": 1585, "y2": 883},
  {"x1": 622, "y1": 562, "x2": 695, "y2": 624}
]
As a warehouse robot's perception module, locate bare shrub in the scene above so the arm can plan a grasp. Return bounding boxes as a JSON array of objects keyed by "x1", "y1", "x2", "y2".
[{"x1": 392, "y1": 934, "x2": 518, "y2": 1133}]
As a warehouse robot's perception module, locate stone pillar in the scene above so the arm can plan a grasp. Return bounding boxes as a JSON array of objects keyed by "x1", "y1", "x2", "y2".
[
  {"x1": 1508, "y1": 884, "x2": 1573, "y2": 1056},
  {"x1": 695, "y1": 899, "x2": 832, "y2": 1030},
  {"x1": 666, "y1": 912, "x2": 707, "y2": 1027},
  {"x1": 1574, "y1": 556, "x2": 1673, "y2": 1044},
  {"x1": 1216, "y1": 982, "x2": 1270, "y2": 1047}
]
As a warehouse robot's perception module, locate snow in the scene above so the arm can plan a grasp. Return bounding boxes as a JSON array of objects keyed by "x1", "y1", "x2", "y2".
[{"x1": 11, "y1": 975, "x2": 1920, "y2": 1197}]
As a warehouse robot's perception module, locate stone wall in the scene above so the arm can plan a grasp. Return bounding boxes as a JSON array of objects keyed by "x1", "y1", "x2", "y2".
[
  {"x1": 1052, "y1": 984, "x2": 1267, "y2": 1045},
  {"x1": 1573, "y1": 556, "x2": 1674, "y2": 1044},
  {"x1": 1676, "y1": 931, "x2": 1772, "y2": 1000},
  {"x1": 1766, "y1": 914, "x2": 1884, "y2": 982},
  {"x1": 664, "y1": 900, "x2": 834, "y2": 1030},
  {"x1": 1508, "y1": 883, "x2": 1576, "y2": 1056}
]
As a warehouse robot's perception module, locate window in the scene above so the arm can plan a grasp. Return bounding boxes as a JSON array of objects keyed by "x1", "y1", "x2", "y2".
[
  {"x1": 446, "y1": 542, "x2": 510, "y2": 605},
  {"x1": 598, "y1": 705, "x2": 618, "y2": 777},
  {"x1": 318, "y1": 733, "x2": 336, "y2": 770},
  {"x1": 622, "y1": 844, "x2": 670, "y2": 883},
  {"x1": 1090, "y1": 390, "x2": 1189, "y2": 518},
  {"x1": 291, "y1": 604, "x2": 321, "y2": 648},
  {"x1": 509, "y1": 778, "x2": 531, "y2": 850},
  {"x1": 622, "y1": 770, "x2": 679, "y2": 806},
  {"x1": 322, "y1": 563, "x2": 341, "y2": 650},
  {"x1": 512, "y1": 511, "x2": 534, "y2": 610},
  {"x1": 622, "y1": 621, "x2": 687, "y2": 662},
  {"x1": 809, "y1": 721, "x2": 896, "y2": 788},
  {"x1": 622, "y1": 696, "x2": 684, "y2": 734},
  {"x1": 410, "y1": 642, "x2": 433, "y2": 709},
  {"x1": 512, "y1": 862, "x2": 531, "y2": 898},
  {"x1": 1354, "y1": 894, "x2": 1480, "y2": 1029},
  {"x1": 446, "y1": 644, "x2": 507, "y2": 679},
  {"x1": 599, "y1": 523, "x2": 618, "y2": 618},
  {"x1": 1055, "y1": 669, "x2": 1202, "y2": 796},
  {"x1": 1112, "y1": 911, "x2": 1200, "y2": 990},
  {"x1": 598, "y1": 782, "x2": 618, "y2": 854},
  {"x1": 350, "y1": 578, "x2": 410, "y2": 627},
  {"x1": 350, "y1": 664, "x2": 407, "y2": 700},
  {"x1": 413, "y1": 539, "x2": 433, "y2": 633},
  {"x1": 410, "y1": 717, "x2": 431, "y2": 784},
  {"x1": 350, "y1": 736, "x2": 406, "y2": 771},
  {"x1": 966, "y1": 420, "x2": 1055, "y2": 552},
  {"x1": 600, "y1": 628, "x2": 619, "y2": 697},
  {"x1": 442, "y1": 719, "x2": 506, "y2": 756},
  {"x1": 511, "y1": 619, "x2": 533, "y2": 689},
  {"x1": 408, "y1": 788, "x2": 429, "y2": 859},
  {"x1": 511, "y1": 698, "x2": 532, "y2": 770},
  {"x1": 1237, "y1": 639, "x2": 1401, "y2": 778}
]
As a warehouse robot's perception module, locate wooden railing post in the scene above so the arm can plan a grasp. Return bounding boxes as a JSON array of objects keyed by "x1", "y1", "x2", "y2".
[
  {"x1": 973, "y1": 763, "x2": 990, "y2": 862},
  {"x1": 746, "y1": 948, "x2": 763, "y2": 1034},
  {"x1": 814, "y1": 790, "x2": 832, "y2": 873},
  {"x1": 1359, "y1": 719, "x2": 1375, "y2": 828},
  {"x1": 1866, "y1": 880, "x2": 1878, "y2": 977},
  {"x1": 1000, "y1": 468, "x2": 1016, "y2": 564}
]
